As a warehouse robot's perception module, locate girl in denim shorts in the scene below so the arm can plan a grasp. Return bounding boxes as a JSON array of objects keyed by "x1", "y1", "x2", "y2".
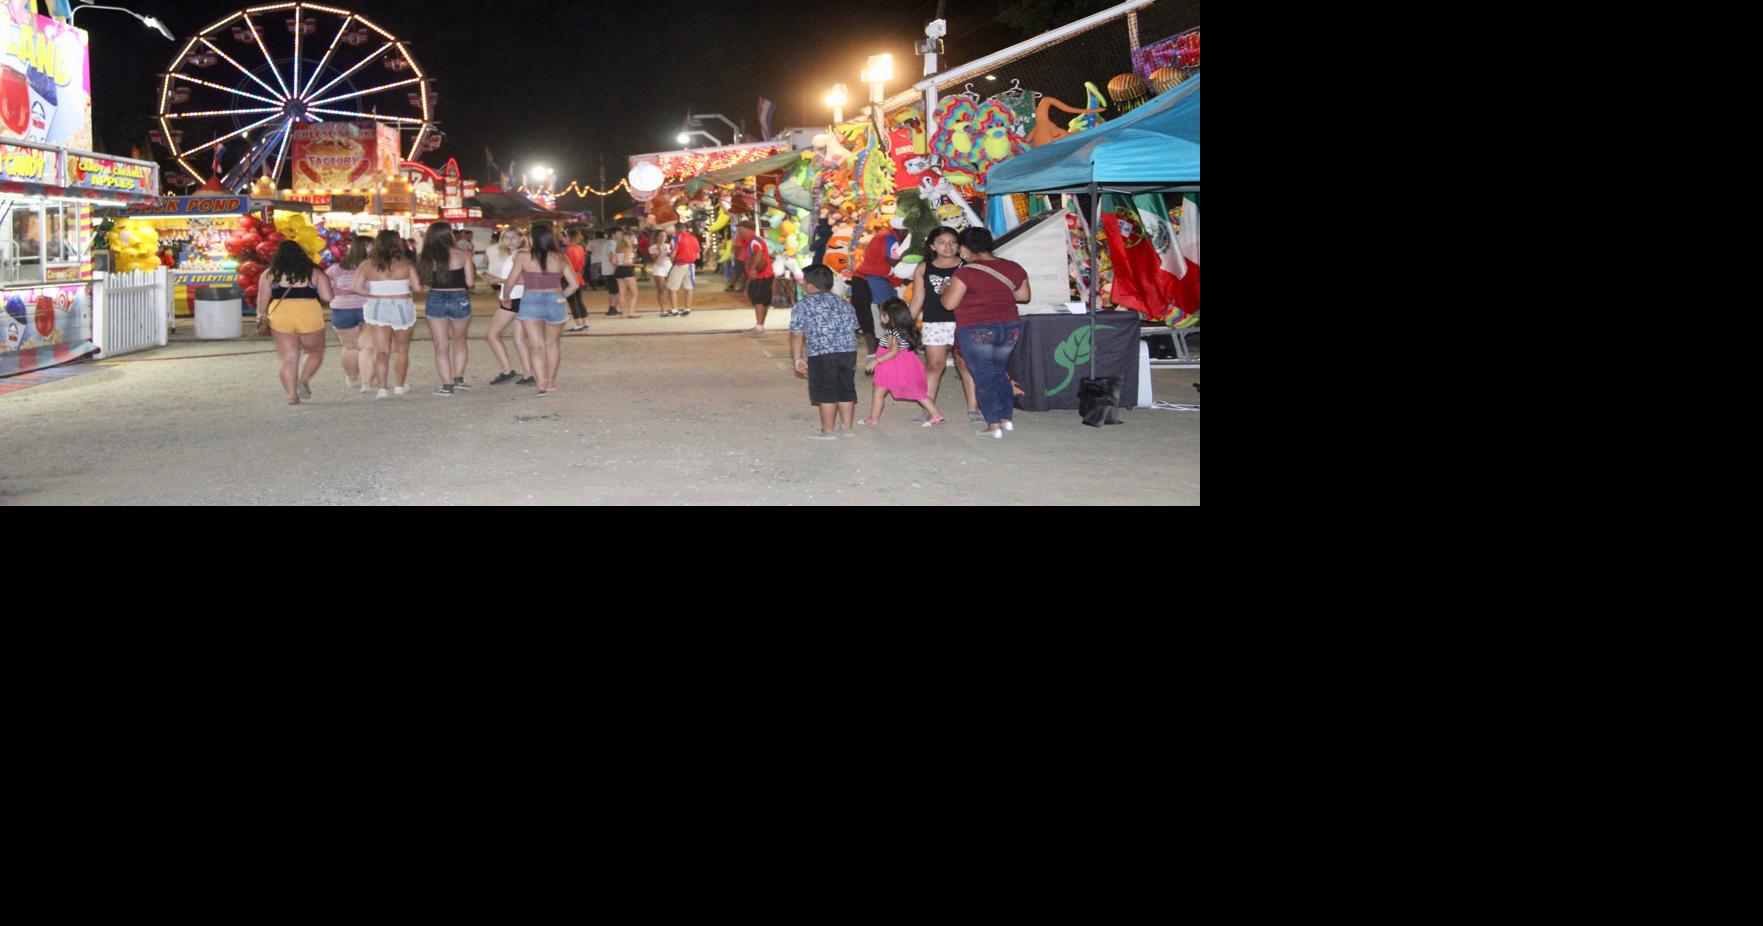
[
  {"x1": 417, "y1": 222, "x2": 477, "y2": 396},
  {"x1": 498, "y1": 223, "x2": 582, "y2": 397}
]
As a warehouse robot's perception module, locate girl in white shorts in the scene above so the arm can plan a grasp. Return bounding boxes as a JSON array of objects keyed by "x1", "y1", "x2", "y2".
[
  {"x1": 909, "y1": 227, "x2": 980, "y2": 421},
  {"x1": 354, "y1": 230, "x2": 425, "y2": 398}
]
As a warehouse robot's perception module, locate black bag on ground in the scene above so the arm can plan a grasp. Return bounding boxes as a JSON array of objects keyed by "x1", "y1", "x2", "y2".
[{"x1": 1079, "y1": 376, "x2": 1123, "y2": 427}]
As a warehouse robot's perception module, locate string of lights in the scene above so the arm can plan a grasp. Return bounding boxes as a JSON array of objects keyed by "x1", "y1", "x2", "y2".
[{"x1": 516, "y1": 180, "x2": 632, "y2": 197}]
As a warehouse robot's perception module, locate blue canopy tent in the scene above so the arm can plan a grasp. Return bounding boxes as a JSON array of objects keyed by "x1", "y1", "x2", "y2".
[
  {"x1": 986, "y1": 76, "x2": 1199, "y2": 197},
  {"x1": 983, "y1": 77, "x2": 1199, "y2": 398}
]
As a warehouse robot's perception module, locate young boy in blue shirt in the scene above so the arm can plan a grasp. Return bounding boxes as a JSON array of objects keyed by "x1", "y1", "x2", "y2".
[{"x1": 789, "y1": 264, "x2": 861, "y2": 440}]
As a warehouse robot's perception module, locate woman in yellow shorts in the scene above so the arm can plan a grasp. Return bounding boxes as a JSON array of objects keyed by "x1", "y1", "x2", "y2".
[{"x1": 258, "y1": 241, "x2": 336, "y2": 405}]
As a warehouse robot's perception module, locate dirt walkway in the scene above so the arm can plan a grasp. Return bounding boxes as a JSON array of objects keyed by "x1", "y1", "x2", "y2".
[{"x1": 2, "y1": 292, "x2": 1200, "y2": 505}]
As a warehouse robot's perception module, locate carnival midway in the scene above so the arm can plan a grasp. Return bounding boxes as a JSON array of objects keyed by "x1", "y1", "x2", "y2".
[{"x1": 1, "y1": 0, "x2": 1200, "y2": 507}]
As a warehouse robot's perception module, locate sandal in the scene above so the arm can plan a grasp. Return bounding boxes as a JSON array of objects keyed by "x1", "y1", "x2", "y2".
[
  {"x1": 857, "y1": 418, "x2": 880, "y2": 427},
  {"x1": 921, "y1": 415, "x2": 945, "y2": 428}
]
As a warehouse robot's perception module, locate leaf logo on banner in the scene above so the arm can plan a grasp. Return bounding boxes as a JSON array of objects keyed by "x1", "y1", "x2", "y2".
[{"x1": 1049, "y1": 325, "x2": 1115, "y2": 396}]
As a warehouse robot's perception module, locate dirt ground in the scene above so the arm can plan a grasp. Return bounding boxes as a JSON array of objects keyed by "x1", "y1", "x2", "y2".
[{"x1": 1, "y1": 286, "x2": 1199, "y2": 505}]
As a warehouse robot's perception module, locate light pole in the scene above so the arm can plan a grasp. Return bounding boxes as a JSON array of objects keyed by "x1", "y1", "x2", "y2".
[
  {"x1": 825, "y1": 84, "x2": 847, "y2": 124},
  {"x1": 523, "y1": 166, "x2": 555, "y2": 194},
  {"x1": 677, "y1": 130, "x2": 722, "y2": 148},
  {"x1": 69, "y1": 2, "x2": 176, "y2": 39},
  {"x1": 861, "y1": 54, "x2": 893, "y2": 151}
]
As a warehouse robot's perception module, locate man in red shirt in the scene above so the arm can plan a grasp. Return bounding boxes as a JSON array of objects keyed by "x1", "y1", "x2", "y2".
[
  {"x1": 663, "y1": 222, "x2": 701, "y2": 317},
  {"x1": 743, "y1": 220, "x2": 776, "y2": 333}
]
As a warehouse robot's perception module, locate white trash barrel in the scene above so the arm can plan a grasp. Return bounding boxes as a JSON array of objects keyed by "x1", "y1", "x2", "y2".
[{"x1": 195, "y1": 286, "x2": 244, "y2": 339}]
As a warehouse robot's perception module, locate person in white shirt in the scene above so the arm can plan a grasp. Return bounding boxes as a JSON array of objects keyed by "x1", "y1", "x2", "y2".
[{"x1": 480, "y1": 229, "x2": 535, "y2": 385}]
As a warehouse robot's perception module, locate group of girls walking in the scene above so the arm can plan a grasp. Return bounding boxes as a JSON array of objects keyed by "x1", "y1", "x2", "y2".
[{"x1": 255, "y1": 221, "x2": 582, "y2": 403}]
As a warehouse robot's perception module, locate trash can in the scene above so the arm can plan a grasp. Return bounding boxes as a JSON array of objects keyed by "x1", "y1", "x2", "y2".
[{"x1": 194, "y1": 286, "x2": 243, "y2": 339}]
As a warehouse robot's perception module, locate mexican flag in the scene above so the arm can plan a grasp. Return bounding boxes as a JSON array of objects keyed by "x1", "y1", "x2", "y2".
[
  {"x1": 1168, "y1": 195, "x2": 1200, "y2": 323},
  {"x1": 1101, "y1": 194, "x2": 1184, "y2": 322}
]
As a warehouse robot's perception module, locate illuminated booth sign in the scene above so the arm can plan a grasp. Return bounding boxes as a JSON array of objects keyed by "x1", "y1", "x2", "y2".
[
  {"x1": 1, "y1": 6, "x2": 93, "y2": 149},
  {"x1": 0, "y1": 139, "x2": 56, "y2": 183}
]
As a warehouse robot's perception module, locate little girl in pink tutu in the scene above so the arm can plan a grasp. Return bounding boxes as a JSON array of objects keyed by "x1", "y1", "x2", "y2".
[{"x1": 861, "y1": 298, "x2": 945, "y2": 428}]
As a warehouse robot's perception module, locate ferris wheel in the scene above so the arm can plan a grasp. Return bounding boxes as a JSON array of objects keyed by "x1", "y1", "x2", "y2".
[{"x1": 153, "y1": 4, "x2": 440, "y2": 192}]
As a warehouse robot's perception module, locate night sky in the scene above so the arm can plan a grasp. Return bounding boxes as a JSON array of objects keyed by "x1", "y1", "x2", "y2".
[{"x1": 84, "y1": 0, "x2": 1039, "y2": 203}]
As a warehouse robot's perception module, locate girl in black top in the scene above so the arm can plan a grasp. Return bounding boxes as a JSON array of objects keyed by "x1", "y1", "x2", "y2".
[{"x1": 909, "y1": 227, "x2": 980, "y2": 422}]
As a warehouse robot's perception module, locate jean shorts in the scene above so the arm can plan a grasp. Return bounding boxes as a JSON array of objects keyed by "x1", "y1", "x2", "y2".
[
  {"x1": 331, "y1": 308, "x2": 365, "y2": 330},
  {"x1": 518, "y1": 290, "x2": 568, "y2": 324},
  {"x1": 424, "y1": 290, "x2": 472, "y2": 320}
]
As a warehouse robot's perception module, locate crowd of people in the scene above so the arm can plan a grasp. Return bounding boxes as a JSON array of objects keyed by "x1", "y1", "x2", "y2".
[{"x1": 256, "y1": 219, "x2": 1031, "y2": 442}]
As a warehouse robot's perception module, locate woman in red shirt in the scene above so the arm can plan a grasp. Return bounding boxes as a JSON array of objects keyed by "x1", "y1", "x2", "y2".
[
  {"x1": 565, "y1": 230, "x2": 590, "y2": 332},
  {"x1": 941, "y1": 227, "x2": 1031, "y2": 438}
]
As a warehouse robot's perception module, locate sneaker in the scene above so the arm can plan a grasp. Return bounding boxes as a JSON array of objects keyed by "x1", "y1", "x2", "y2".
[
  {"x1": 1002, "y1": 420, "x2": 1014, "y2": 432},
  {"x1": 375, "y1": 388, "x2": 389, "y2": 400},
  {"x1": 433, "y1": 384, "x2": 455, "y2": 396},
  {"x1": 806, "y1": 432, "x2": 838, "y2": 441},
  {"x1": 680, "y1": 310, "x2": 691, "y2": 316},
  {"x1": 661, "y1": 310, "x2": 677, "y2": 317},
  {"x1": 490, "y1": 370, "x2": 518, "y2": 385},
  {"x1": 515, "y1": 376, "x2": 536, "y2": 387},
  {"x1": 394, "y1": 384, "x2": 410, "y2": 396},
  {"x1": 453, "y1": 377, "x2": 471, "y2": 390},
  {"x1": 978, "y1": 427, "x2": 1002, "y2": 439},
  {"x1": 360, "y1": 382, "x2": 372, "y2": 394}
]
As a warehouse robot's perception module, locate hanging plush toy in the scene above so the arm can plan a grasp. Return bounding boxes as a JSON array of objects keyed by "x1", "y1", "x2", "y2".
[
  {"x1": 771, "y1": 213, "x2": 807, "y2": 283},
  {"x1": 1031, "y1": 94, "x2": 1107, "y2": 148},
  {"x1": 964, "y1": 98, "x2": 1030, "y2": 191},
  {"x1": 1067, "y1": 81, "x2": 1110, "y2": 134},
  {"x1": 837, "y1": 122, "x2": 893, "y2": 209},
  {"x1": 887, "y1": 189, "x2": 943, "y2": 281},
  {"x1": 932, "y1": 96, "x2": 983, "y2": 188}
]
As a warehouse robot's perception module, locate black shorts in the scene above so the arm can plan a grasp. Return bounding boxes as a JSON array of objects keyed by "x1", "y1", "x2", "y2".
[
  {"x1": 747, "y1": 278, "x2": 774, "y2": 306},
  {"x1": 614, "y1": 267, "x2": 634, "y2": 279},
  {"x1": 807, "y1": 351, "x2": 858, "y2": 405}
]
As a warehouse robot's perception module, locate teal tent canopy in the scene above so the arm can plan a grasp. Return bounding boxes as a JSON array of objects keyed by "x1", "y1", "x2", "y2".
[{"x1": 984, "y1": 76, "x2": 1199, "y2": 195}]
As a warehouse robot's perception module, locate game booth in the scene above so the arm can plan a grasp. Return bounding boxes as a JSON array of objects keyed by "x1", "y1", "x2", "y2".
[{"x1": 2, "y1": 3, "x2": 162, "y2": 377}]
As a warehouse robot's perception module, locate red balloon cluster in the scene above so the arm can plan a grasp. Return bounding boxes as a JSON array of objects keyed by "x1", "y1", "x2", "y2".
[
  {"x1": 237, "y1": 259, "x2": 265, "y2": 302},
  {"x1": 224, "y1": 215, "x2": 292, "y2": 301}
]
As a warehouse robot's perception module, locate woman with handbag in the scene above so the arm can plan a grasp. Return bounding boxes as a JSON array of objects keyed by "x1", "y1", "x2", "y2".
[
  {"x1": 939, "y1": 227, "x2": 1030, "y2": 438},
  {"x1": 258, "y1": 241, "x2": 336, "y2": 406}
]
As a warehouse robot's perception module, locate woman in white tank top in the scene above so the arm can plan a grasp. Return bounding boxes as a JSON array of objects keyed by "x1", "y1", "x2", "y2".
[{"x1": 353, "y1": 231, "x2": 424, "y2": 399}]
